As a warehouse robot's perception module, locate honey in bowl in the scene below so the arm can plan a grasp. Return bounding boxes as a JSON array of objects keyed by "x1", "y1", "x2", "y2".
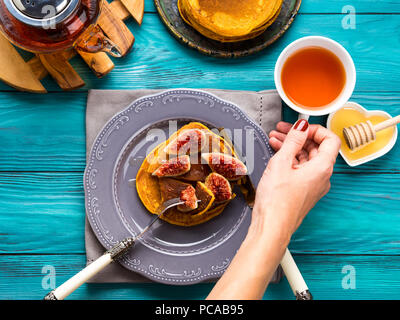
[
  {"x1": 281, "y1": 46, "x2": 346, "y2": 109},
  {"x1": 330, "y1": 106, "x2": 395, "y2": 162}
]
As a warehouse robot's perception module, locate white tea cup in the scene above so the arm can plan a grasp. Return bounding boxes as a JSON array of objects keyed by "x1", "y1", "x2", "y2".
[{"x1": 274, "y1": 36, "x2": 356, "y2": 120}]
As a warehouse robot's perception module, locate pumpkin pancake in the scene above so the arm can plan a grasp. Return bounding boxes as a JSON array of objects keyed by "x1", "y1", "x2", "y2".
[
  {"x1": 136, "y1": 122, "x2": 243, "y2": 227},
  {"x1": 179, "y1": 6, "x2": 278, "y2": 42},
  {"x1": 178, "y1": 0, "x2": 283, "y2": 42}
]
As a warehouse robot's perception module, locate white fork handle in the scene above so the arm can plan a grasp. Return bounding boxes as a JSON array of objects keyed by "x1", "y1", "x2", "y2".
[
  {"x1": 44, "y1": 237, "x2": 136, "y2": 300},
  {"x1": 280, "y1": 248, "x2": 313, "y2": 300},
  {"x1": 45, "y1": 253, "x2": 113, "y2": 300}
]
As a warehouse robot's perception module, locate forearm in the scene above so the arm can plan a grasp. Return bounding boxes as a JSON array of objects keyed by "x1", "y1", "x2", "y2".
[{"x1": 207, "y1": 214, "x2": 291, "y2": 300}]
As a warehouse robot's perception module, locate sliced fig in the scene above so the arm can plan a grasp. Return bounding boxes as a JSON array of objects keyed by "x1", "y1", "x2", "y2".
[
  {"x1": 165, "y1": 129, "x2": 206, "y2": 155},
  {"x1": 204, "y1": 131, "x2": 230, "y2": 154},
  {"x1": 152, "y1": 155, "x2": 190, "y2": 178},
  {"x1": 205, "y1": 173, "x2": 232, "y2": 203},
  {"x1": 202, "y1": 153, "x2": 247, "y2": 181},
  {"x1": 178, "y1": 185, "x2": 198, "y2": 212}
]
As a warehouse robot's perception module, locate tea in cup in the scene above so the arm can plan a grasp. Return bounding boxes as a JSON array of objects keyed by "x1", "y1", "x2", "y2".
[{"x1": 274, "y1": 36, "x2": 356, "y2": 119}]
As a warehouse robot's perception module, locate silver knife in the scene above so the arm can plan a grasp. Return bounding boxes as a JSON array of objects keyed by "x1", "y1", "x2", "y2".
[{"x1": 44, "y1": 198, "x2": 184, "y2": 300}]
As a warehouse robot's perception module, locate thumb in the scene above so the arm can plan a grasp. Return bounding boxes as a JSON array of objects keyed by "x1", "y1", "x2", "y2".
[{"x1": 278, "y1": 119, "x2": 309, "y2": 159}]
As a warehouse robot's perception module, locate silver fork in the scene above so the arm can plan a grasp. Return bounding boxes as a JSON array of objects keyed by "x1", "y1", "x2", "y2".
[{"x1": 44, "y1": 198, "x2": 184, "y2": 300}]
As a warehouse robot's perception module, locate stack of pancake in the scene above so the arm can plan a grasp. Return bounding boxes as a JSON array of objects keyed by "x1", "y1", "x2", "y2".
[
  {"x1": 178, "y1": 0, "x2": 283, "y2": 42},
  {"x1": 136, "y1": 122, "x2": 249, "y2": 227}
]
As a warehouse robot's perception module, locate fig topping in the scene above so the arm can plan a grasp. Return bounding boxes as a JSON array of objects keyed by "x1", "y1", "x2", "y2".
[
  {"x1": 178, "y1": 185, "x2": 198, "y2": 212},
  {"x1": 205, "y1": 173, "x2": 232, "y2": 203},
  {"x1": 166, "y1": 129, "x2": 206, "y2": 155},
  {"x1": 152, "y1": 155, "x2": 191, "y2": 178},
  {"x1": 202, "y1": 153, "x2": 247, "y2": 180}
]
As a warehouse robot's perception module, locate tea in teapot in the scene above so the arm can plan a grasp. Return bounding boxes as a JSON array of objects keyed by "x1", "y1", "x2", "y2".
[{"x1": 0, "y1": 0, "x2": 121, "y2": 56}]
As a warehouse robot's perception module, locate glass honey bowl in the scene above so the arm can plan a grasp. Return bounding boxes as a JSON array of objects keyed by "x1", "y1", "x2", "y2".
[{"x1": 327, "y1": 102, "x2": 398, "y2": 166}]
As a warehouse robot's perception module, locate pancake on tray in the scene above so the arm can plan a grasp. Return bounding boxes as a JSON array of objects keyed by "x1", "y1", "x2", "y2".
[
  {"x1": 136, "y1": 122, "x2": 249, "y2": 226},
  {"x1": 178, "y1": 0, "x2": 283, "y2": 42}
]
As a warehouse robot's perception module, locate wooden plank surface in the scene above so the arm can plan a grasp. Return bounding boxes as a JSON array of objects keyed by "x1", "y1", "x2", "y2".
[
  {"x1": 0, "y1": 0, "x2": 399, "y2": 300},
  {"x1": 1, "y1": 14, "x2": 396, "y2": 93},
  {"x1": 0, "y1": 172, "x2": 399, "y2": 255},
  {"x1": 0, "y1": 92, "x2": 398, "y2": 172},
  {"x1": 1, "y1": 254, "x2": 400, "y2": 300},
  {"x1": 144, "y1": 0, "x2": 400, "y2": 13}
]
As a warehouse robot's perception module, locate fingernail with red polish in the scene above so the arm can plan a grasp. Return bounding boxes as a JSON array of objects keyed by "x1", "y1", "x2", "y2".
[{"x1": 293, "y1": 119, "x2": 309, "y2": 132}]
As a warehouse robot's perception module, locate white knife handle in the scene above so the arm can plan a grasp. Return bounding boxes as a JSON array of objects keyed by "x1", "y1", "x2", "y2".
[
  {"x1": 44, "y1": 253, "x2": 113, "y2": 300},
  {"x1": 280, "y1": 248, "x2": 313, "y2": 300}
]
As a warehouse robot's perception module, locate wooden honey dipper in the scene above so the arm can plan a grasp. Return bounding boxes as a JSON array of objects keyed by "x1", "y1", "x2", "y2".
[{"x1": 343, "y1": 115, "x2": 400, "y2": 150}]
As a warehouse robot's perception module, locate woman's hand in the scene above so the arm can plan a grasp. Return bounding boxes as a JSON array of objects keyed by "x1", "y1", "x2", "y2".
[
  {"x1": 251, "y1": 119, "x2": 341, "y2": 240},
  {"x1": 207, "y1": 119, "x2": 340, "y2": 300}
]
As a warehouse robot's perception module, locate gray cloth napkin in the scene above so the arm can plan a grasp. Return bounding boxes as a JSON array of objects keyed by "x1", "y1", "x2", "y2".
[{"x1": 85, "y1": 89, "x2": 283, "y2": 283}]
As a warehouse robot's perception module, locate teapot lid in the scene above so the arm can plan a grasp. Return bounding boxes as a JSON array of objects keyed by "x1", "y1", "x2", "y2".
[{"x1": 4, "y1": 0, "x2": 80, "y2": 27}]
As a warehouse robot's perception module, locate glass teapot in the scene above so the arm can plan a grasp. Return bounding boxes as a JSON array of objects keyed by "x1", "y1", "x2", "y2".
[{"x1": 0, "y1": 0, "x2": 122, "y2": 57}]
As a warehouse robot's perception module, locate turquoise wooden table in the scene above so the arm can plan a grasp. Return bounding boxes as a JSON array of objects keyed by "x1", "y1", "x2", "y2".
[{"x1": 1, "y1": 0, "x2": 400, "y2": 300}]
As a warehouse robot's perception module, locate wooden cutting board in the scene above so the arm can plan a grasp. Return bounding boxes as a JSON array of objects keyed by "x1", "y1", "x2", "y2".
[{"x1": 0, "y1": 0, "x2": 144, "y2": 93}]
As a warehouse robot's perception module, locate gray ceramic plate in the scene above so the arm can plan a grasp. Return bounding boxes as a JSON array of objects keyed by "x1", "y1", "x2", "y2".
[
  {"x1": 154, "y1": 0, "x2": 302, "y2": 58},
  {"x1": 84, "y1": 89, "x2": 274, "y2": 285}
]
